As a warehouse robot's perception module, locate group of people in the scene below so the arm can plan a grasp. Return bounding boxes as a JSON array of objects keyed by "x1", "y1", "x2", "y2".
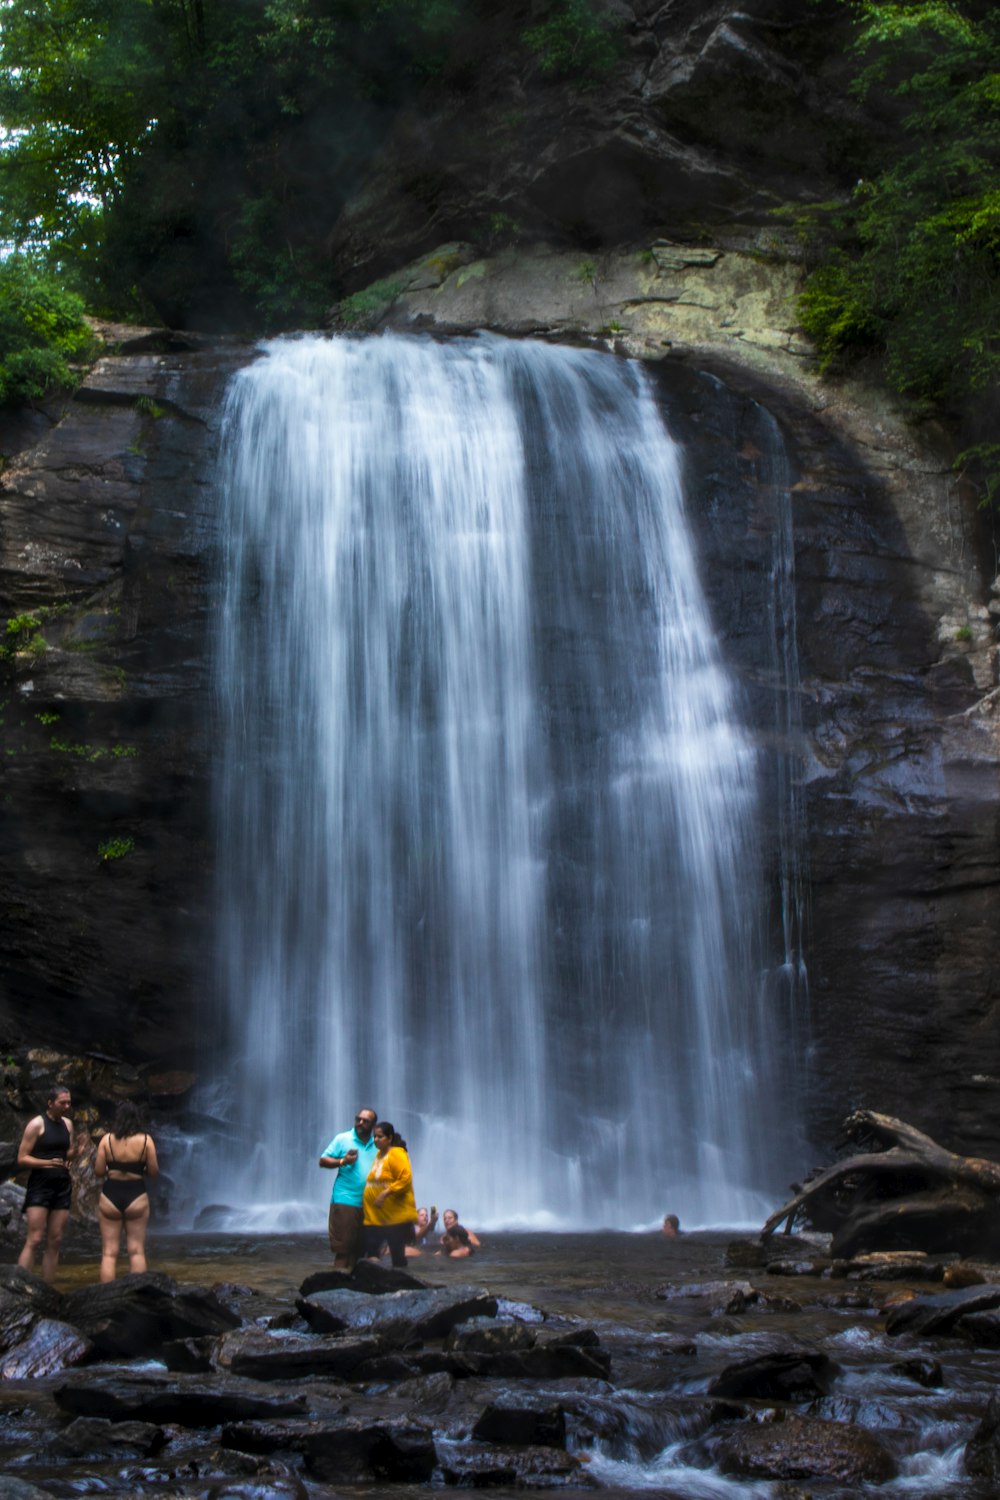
[
  {"x1": 17, "y1": 1085, "x2": 159, "y2": 1283},
  {"x1": 320, "y1": 1106, "x2": 480, "y2": 1269}
]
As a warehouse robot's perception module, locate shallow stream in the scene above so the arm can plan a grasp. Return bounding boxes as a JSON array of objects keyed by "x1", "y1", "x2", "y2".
[{"x1": 1, "y1": 1229, "x2": 996, "y2": 1497}]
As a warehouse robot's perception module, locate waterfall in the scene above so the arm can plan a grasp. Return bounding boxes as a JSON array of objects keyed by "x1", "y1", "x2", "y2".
[{"x1": 210, "y1": 331, "x2": 798, "y2": 1230}]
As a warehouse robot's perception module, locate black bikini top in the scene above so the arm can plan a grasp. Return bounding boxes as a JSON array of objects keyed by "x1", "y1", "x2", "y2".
[{"x1": 106, "y1": 1134, "x2": 148, "y2": 1176}]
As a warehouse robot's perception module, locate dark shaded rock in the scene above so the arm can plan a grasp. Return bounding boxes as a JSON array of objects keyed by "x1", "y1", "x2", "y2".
[
  {"x1": 61, "y1": 1271, "x2": 240, "y2": 1356},
  {"x1": 716, "y1": 1413, "x2": 897, "y2": 1483},
  {"x1": 222, "y1": 1416, "x2": 346, "y2": 1455},
  {"x1": 0, "y1": 1292, "x2": 40, "y2": 1355},
  {"x1": 965, "y1": 1392, "x2": 1000, "y2": 1482},
  {"x1": 53, "y1": 1415, "x2": 166, "y2": 1457},
  {"x1": 52, "y1": 1370, "x2": 309, "y2": 1426},
  {"x1": 956, "y1": 1309, "x2": 1000, "y2": 1347},
  {"x1": 299, "y1": 1260, "x2": 427, "y2": 1298},
  {"x1": 707, "y1": 1342, "x2": 837, "y2": 1400},
  {"x1": 296, "y1": 1285, "x2": 496, "y2": 1344},
  {"x1": 0, "y1": 1266, "x2": 63, "y2": 1318},
  {"x1": 655, "y1": 1334, "x2": 699, "y2": 1356},
  {"x1": 656, "y1": 1279, "x2": 758, "y2": 1314},
  {"x1": 0, "y1": 340, "x2": 251, "y2": 1070},
  {"x1": 830, "y1": 1251, "x2": 948, "y2": 1282},
  {"x1": 208, "y1": 1481, "x2": 307, "y2": 1500},
  {"x1": 351, "y1": 1352, "x2": 423, "y2": 1384},
  {"x1": 816, "y1": 1291, "x2": 873, "y2": 1310},
  {"x1": 472, "y1": 1398, "x2": 566, "y2": 1448},
  {"x1": 162, "y1": 1333, "x2": 218, "y2": 1372},
  {"x1": 537, "y1": 1326, "x2": 601, "y2": 1349},
  {"x1": 456, "y1": 1344, "x2": 612, "y2": 1381},
  {"x1": 889, "y1": 1356, "x2": 943, "y2": 1387},
  {"x1": 216, "y1": 1328, "x2": 382, "y2": 1380},
  {"x1": 446, "y1": 1316, "x2": 535, "y2": 1353},
  {"x1": 386, "y1": 1370, "x2": 455, "y2": 1414},
  {"x1": 0, "y1": 1480, "x2": 59, "y2": 1499},
  {"x1": 0, "y1": 1316, "x2": 92, "y2": 1378},
  {"x1": 436, "y1": 1440, "x2": 579, "y2": 1487},
  {"x1": 226, "y1": 1424, "x2": 438, "y2": 1494},
  {"x1": 210, "y1": 1281, "x2": 259, "y2": 1318},
  {"x1": 884, "y1": 1284, "x2": 1000, "y2": 1337}
]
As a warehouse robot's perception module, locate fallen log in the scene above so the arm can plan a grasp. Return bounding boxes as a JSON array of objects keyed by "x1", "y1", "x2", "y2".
[{"x1": 761, "y1": 1111, "x2": 1000, "y2": 1259}]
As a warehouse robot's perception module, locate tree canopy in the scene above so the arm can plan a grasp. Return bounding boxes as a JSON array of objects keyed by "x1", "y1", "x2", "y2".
[{"x1": 798, "y1": 0, "x2": 1000, "y2": 497}]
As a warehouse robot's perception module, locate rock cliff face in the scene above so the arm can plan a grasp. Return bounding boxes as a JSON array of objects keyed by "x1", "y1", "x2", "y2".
[
  {"x1": 0, "y1": 331, "x2": 252, "y2": 1080},
  {"x1": 0, "y1": 0, "x2": 998, "y2": 1174}
]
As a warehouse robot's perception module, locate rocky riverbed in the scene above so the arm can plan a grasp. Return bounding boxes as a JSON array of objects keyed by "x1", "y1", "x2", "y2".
[{"x1": 1, "y1": 1228, "x2": 1000, "y2": 1497}]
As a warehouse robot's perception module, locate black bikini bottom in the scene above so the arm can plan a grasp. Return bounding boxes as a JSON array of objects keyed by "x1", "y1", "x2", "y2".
[{"x1": 102, "y1": 1177, "x2": 148, "y2": 1213}]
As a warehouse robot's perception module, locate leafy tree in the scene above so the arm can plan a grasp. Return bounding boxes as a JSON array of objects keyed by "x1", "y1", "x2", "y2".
[
  {"x1": 0, "y1": 254, "x2": 97, "y2": 404},
  {"x1": 522, "y1": 0, "x2": 623, "y2": 85},
  {"x1": 0, "y1": 0, "x2": 470, "y2": 326},
  {"x1": 798, "y1": 1, "x2": 1000, "y2": 493}
]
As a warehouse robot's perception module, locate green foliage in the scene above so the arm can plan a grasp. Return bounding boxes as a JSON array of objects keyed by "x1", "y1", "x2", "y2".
[
  {"x1": 97, "y1": 834, "x2": 134, "y2": 862},
  {"x1": 332, "y1": 277, "x2": 407, "y2": 331},
  {"x1": 522, "y1": 0, "x2": 623, "y2": 85},
  {"x1": 51, "y1": 737, "x2": 138, "y2": 762},
  {"x1": 1, "y1": 613, "x2": 46, "y2": 658},
  {"x1": 798, "y1": 2, "x2": 1000, "y2": 494},
  {"x1": 0, "y1": 256, "x2": 96, "y2": 404},
  {"x1": 0, "y1": 0, "x2": 472, "y2": 325}
]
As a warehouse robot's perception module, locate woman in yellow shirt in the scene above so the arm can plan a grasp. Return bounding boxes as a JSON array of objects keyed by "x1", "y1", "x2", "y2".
[{"x1": 362, "y1": 1121, "x2": 417, "y2": 1267}]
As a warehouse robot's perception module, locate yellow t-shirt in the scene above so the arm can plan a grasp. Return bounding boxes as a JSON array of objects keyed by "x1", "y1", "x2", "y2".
[{"x1": 363, "y1": 1145, "x2": 417, "y2": 1226}]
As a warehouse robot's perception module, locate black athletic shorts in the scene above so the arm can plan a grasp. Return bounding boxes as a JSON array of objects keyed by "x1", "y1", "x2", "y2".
[{"x1": 22, "y1": 1171, "x2": 72, "y2": 1214}]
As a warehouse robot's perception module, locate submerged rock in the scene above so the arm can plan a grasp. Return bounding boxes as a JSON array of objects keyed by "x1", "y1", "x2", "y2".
[
  {"x1": 436, "y1": 1439, "x2": 579, "y2": 1487},
  {"x1": 472, "y1": 1398, "x2": 567, "y2": 1448},
  {"x1": 52, "y1": 1370, "x2": 309, "y2": 1426},
  {"x1": 446, "y1": 1316, "x2": 535, "y2": 1353},
  {"x1": 215, "y1": 1328, "x2": 382, "y2": 1380},
  {"x1": 884, "y1": 1284, "x2": 1000, "y2": 1337},
  {"x1": 715, "y1": 1413, "x2": 897, "y2": 1483},
  {"x1": 53, "y1": 1416, "x2": 166, "y2": 1458},
  {"x1": 965, "y1": 1391, "x2": 1000, "y2": 1482},
  {"x1": 707, "y1": 1341, "x2": 837, "y2": 1400}
]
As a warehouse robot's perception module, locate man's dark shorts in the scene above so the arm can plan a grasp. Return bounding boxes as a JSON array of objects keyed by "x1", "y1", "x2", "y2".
[
  {"x1": 22, "y1": 1172, "x2": 72, "y2": 1214},
  {"x1": 328, "y1": 1201, "x2": 363, "y2": 1266}
]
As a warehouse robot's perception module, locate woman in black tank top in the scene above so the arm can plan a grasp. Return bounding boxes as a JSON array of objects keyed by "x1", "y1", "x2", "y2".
[
  {"x1": 17, "y1": 1085, "x2": 77, "y2": 1283},
  {"x1": 94, "y1": 1101, "x2": 160, "y2": 1282}
]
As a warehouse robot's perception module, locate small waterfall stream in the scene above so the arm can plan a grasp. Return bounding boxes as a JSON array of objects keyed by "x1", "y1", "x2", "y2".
[{"x1": 209, "y1": 332, "x2": 800, "y2": 1229}]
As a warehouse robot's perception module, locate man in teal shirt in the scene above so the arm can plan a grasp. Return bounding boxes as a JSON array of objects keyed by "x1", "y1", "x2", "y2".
[{"x1": 319, "y1": 1107, "x2": 378, "y2": 1269}]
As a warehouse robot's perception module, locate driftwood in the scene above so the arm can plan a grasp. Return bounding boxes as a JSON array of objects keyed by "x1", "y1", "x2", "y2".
[{"x1": 762, "y1": 1111, "x2": 1000, "y2": 1259}]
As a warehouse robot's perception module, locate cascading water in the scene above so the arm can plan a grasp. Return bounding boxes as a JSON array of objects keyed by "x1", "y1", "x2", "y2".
[{"x1": 210, "y1": 331, "x2": 799, "y2": 1229}]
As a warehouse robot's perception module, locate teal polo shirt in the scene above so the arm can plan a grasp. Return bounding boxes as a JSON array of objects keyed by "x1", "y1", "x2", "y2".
[{"x1": 323, "y1": 1128, "x2": 378, "y2": 1206}]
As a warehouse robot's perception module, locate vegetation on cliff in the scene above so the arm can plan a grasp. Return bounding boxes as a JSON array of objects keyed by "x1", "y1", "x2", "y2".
[
  {"x1": 0, "y1": 0, "x2": 997, "y2": 486},
  {"x1": 0, "y1": 0, "x2": 612, "y2": 332},
  {"x1": 799, "y1": 0, "x2": 1000, "y2": 498},
  {"x1": 0, "y1": 256, "x2": 96, "y2": 406}
]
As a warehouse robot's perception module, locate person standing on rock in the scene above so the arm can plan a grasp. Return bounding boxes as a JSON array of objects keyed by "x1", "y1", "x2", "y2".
[
  {"x1": 94, "y1": 1101, "x2": 160, "y2": 1281},
  {"x1": 361, "y1": 1121, "x2": 417, "y2": 1269},
  {"x1": 16, "y1": 1084, "x2": 79, "y2": 1282},
  {"x1": 319, "y1": 1106, "x2": 378, "y2": 1270}
]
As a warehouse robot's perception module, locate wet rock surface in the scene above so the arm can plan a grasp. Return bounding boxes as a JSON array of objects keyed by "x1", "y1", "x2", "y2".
[{"x1": 0, "y1": 1231, "x2": 996, "y2": 1496}]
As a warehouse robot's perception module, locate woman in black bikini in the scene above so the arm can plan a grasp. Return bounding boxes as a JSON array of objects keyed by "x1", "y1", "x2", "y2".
[{"x1": 94, "y1": 1102, "x2": 159, "y2": 1282}]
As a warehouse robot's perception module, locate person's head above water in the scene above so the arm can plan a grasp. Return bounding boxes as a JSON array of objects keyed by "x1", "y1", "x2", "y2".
[{"x1": 662, "y1": 1213, "x2": 680, "y2": 1238}]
